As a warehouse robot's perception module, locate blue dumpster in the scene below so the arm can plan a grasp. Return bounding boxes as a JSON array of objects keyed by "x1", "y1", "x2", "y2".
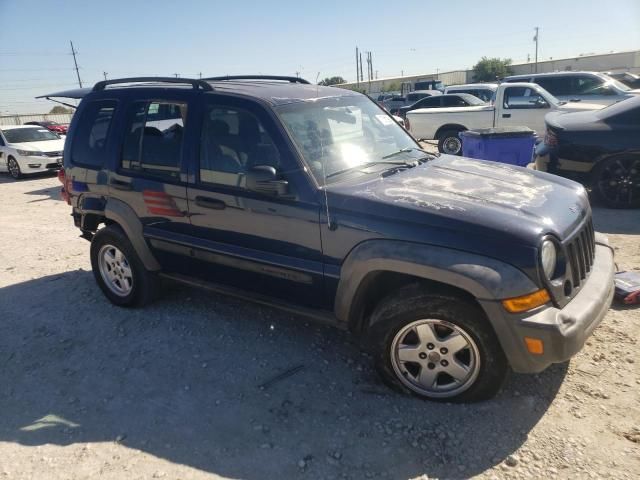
[{"x1": 459, "y1": 127, "x2": 536, "y2": 167}]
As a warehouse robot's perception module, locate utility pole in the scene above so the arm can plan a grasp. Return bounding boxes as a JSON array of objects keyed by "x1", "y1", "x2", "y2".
[
  {"x1": 295, "y1": 71, "x2": 300, "y2": 78},
  {"x1": 366, "y1": 51, "x2": 372, "y2": 92},
  {"x1": 70, "y1": 41, "x2": 82, "y2": 88},
  {"x1": 359, "y1": 52, "x2": 363, "y2": 83},
  {"x1": 533, "y1": 27, "x2": 539, "y2": 73},
  {"x1": 103, "y1": 71, "x2": 108, "y2": 81},
  {"x1": 355, "y1": 47, "x2": 359, "y2": 87},
  {"x1": 198, "y1": 72, "x2": 202, "y2": 79},
  {"x1": 173, "y1": 73, "x2": 180, "y2": 78}
]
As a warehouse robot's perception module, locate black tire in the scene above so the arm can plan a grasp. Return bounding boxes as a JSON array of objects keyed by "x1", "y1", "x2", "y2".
[
  {"x1": 591, "y1": 154, "x2": 640, "y2": 209},
  {"x1": 437, "y1": 129, "x2": 463, "y2": 155},
  {"x1": 90, "y1": 224, "x2": 159, "y2": 307},
  {"x1": 7, "y1": 156, "x2": 22, "y2": 179},
  {"x1": 366, "y1": 284, "x2": 508, "y2": 402}
]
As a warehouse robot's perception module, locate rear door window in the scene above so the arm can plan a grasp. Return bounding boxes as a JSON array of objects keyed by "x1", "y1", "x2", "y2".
[
  {"x1": 120, "y1": 100, "x2": 187, "y2": 180},
  {"x1": 443, "y1": 96, "x2": 467, "y2": 107},
  {"x1": 70, "y1": 100, "x2": 117, "y2": 167}
]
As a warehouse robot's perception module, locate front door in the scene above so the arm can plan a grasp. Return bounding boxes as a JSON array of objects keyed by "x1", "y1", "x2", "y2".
[
  {"x1": 498, "y1": 85, "x2": 550, "y2": 136},
  {"x1": 185, "y1": 96, "x2": 325, "y2": 308}
]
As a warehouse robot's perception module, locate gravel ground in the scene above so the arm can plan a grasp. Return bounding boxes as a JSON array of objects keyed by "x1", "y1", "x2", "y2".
[{"x1": 0, "y1": 173, "x2": 638, "y2": 480}]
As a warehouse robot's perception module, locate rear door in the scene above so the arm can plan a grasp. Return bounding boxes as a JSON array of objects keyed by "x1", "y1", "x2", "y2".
[
  {"x1": 108, "y1": 91, "x2": 194, "y2": 273},
  {"x1": 185, "y1": 96, "x2": 325, "y2": 307},
  {"x1": 498, "y1": 85, "x2": 550, "y2": 135}
]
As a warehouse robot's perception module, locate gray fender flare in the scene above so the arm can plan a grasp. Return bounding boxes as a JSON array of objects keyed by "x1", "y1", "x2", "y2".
[
  {"x1": 104, "y1": 198, "x2": 161, "y2": 271},
  {"x1": 334, "y1": 240, "x2": 539, "y2": 325}
]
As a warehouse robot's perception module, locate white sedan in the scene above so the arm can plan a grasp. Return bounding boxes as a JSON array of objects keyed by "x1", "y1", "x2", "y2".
[{"x1": 0, "y1": 125, "x2": 65, "y2": 179}]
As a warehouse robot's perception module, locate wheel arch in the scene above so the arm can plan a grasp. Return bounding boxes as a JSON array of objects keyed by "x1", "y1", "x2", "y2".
[
  {"x1": 102, "y1": 198, "x2": 161, "y2": 271},
  {"x1": 335, "y1": 240, "x2": 539, "y2": 335},
  {"x1": 434, "y1": 124, "x2": 468, "y2": 140}
]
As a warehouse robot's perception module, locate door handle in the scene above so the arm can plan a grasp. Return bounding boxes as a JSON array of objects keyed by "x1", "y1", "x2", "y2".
[
  {"x1": 195, "y1": 196, "x2": 226, "y2": 210},
  {"x1": 502, "y1": 113, "x2": 511, "y2": 118},
  {"x1": 110, "y1": 178, "x2": 133, "y2": 190}
]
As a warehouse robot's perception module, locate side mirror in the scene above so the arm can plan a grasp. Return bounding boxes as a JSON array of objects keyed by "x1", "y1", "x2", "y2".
[{"x1": 246, "y1": 165, "x2": 288, "y2": 196}]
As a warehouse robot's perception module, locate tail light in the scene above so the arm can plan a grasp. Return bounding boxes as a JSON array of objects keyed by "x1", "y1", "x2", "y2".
[
  {"x1": 404, "y1": 116, "x2": 411, "y2": 131},
  {"x1": 58, "y1": 168, "x2": 71, "y2": 205},
  {"x1": 544, "y1": 128, "x2": 559, "y2": 147}
]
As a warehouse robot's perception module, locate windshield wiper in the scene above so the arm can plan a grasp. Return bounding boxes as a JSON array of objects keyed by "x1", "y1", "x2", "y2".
[
  {"x1": 325, "y1": 160, "x2": 418, "y2": 179},
  {"x1": 382, "y1": 147, "x2": 435, "y2": 160}
]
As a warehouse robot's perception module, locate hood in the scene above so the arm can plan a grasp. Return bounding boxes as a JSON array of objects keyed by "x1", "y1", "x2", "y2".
[
  {"x1": 545, "y1": 109, "x2": 607, "y2": 131},
  {"x1": 557, "y1": 101, "x2": 604, "y2": 112},
  {"x1": 327, "y1": 155, "x2": 590, "y2": 245},
  {"x1": 8, "y1": 138, "x2": 65, "y2": 153}
]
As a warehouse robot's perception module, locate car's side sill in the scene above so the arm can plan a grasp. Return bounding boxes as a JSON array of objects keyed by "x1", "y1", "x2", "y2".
[{"x1": 159, "y1": 272, "x2": 344, "y2": 329}]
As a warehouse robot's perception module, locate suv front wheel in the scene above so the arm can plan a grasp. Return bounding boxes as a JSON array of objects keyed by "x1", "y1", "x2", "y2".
[
  {"x1": 90, "y1": 225, "x2": 159, "y2": 307},
  {"x1": 367, "y1": 284, "x2": 508, "y2": 402}
]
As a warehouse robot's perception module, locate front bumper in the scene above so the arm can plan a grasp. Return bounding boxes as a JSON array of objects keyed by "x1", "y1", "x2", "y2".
[
  {"x1": 481, "y1": 233, "x2": 615, "y2": 373},
  {"x1": 18, "y1": 155, "x2": 62, "y2": 174}
]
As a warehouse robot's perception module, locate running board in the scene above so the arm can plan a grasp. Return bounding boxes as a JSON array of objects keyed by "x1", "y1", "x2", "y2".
[{"x1": 159, "y1": 273, "x2": 342, "y2": 328}]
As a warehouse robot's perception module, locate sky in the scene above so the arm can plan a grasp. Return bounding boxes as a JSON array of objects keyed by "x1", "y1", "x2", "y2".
[{"x1": 1, "y1": 0, "x2": 639, "y2": 114}]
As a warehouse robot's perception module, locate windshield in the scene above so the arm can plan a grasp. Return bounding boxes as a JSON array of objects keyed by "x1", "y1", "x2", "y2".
[
  {"x1": 276, "y1": 95, "x2": 421, "y2": 185},
  {"x1": 3, "y1": 127, "x2": 59, "y2": 143},
  {"x1": 601, "y1": 74, "x2": 631, "y2": 92}
]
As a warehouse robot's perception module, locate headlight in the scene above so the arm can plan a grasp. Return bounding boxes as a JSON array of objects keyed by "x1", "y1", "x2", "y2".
[
  {"x1": 540, "y1": 240, "x2": 557, "y2": 279},
  {"x1": 16, "y1": 149, "x2": 43, "y2": 156}
]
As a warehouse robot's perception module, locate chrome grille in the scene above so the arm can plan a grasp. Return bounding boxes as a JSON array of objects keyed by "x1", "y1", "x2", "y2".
[
  {"x1": 566, "y1": 218, "x2": 596, "y2": 288},
  {"x1": 44, "y1": 151, "x2": 63, "y2": 157}
]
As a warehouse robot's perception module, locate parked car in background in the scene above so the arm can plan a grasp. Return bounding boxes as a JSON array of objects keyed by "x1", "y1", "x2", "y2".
[
  {"x1": 24, "y1": 120, "x2": 68, "y2": 135},
  {"x1": 0, "y1": 125, "x2": 64, "y2": 179},
  {"x1": 444, "y1": 83, "x2": 498, "y2": 103},
  {"x1": 503, "y1": 71, "x2": 640, "y2": 106},
  {"x1": 407, "y1": 82, "x2": 603, "y2": 155},
  {"x1": 383, "y1": 90, "x2": 441, "y2": 113},
  {"x1": 396, "y1": 93, "x2": 485, "y2": 119},
  {"x1": 47, "y1": 75, "x2": 615, "y2": 402},
  {"x1": 540, "y1": 96, "x2": 640, "y2": 208},
  {"x1": 605, "y1": 72, "x2": 640, "y2": 89}
]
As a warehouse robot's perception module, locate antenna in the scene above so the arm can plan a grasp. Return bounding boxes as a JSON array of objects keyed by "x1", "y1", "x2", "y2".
[{"x1": 70, "y1": 40, "x2": 82, "y2": 88}]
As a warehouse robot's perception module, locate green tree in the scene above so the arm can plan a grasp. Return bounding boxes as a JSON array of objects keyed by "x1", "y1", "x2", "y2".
[
  {"x1": 382, "y1": 82, "x2": 400, "y2": 92},
  {"x1": 318, "y1": 76, "x2": 346, "y2": 86},
  {"x1": 49, "y1": 106, "x2": 73, "y2": 114},
  {"x1": 472, "y1": 57, "x2": 513, "y2": 82}
]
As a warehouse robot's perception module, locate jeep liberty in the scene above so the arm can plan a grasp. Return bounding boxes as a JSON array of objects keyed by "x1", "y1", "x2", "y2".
[{"x1": 53, "y1": 76, "x2": 615, "y2": 401}]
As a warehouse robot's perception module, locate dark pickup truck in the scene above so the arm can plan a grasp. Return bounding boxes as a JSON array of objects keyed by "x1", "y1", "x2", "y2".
[{"x1": 48, "y1": 75, "x2": 614, "y2": 402}]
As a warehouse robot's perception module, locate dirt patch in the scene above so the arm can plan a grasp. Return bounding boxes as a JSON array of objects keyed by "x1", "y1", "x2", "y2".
[{"x1": 0, "y1": 174, "x2": 638, "y2": 479}]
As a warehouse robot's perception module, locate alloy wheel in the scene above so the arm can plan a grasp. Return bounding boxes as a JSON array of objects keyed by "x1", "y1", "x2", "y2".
[
  {"x1": 98, "y1": 244, "x2": 133, "y2": 297},
  {"x1": 596, "y1": 157, "x2": 640, "y2": 207},
  {"x1": 443, "y1": 137, "x2": 462, "y2": 155},
  {"x1": 390, "y1": 319, "x2": 481, "y2": 398}
]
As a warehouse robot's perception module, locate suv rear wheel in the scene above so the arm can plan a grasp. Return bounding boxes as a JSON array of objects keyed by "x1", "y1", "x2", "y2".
[
  {"x1": 367, "y1": 284, "x2": 507, "y2": 402},
  {"x1": 90, "y1": 225, "x2": 159, "y2": 307}
]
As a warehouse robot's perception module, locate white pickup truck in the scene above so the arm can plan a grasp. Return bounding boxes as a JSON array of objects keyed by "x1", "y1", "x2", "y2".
[{"x1": 406, "y1": 82, "x2": 603, "y2": 154}]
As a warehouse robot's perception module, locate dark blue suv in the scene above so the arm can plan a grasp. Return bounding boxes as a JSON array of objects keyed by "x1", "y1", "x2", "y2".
[{"x1": 53, "y1": 76, "x2": 615, "y2": 402}]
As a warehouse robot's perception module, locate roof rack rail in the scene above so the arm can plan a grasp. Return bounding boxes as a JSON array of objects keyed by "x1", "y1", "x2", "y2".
[
  {"x1": 92, "y1": 77, "x2": 213, "y2": 92},
  {"x1": 204, "y1": 75, "x2": 310, "y2": 85}
]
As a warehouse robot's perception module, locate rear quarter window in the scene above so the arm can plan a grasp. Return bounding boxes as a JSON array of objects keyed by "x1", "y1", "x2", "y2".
[{"x1": 70, "y1": 100, "x2": 117, "y2": 167}]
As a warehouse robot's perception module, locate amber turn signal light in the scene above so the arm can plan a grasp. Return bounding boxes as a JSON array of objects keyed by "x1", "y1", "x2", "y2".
[
  {"x1": 524, "y1": 337, "x2": 544, "y2": 355},
  {"x1": 501, "y1": 289, "x2": 550, "y2": 313}
]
